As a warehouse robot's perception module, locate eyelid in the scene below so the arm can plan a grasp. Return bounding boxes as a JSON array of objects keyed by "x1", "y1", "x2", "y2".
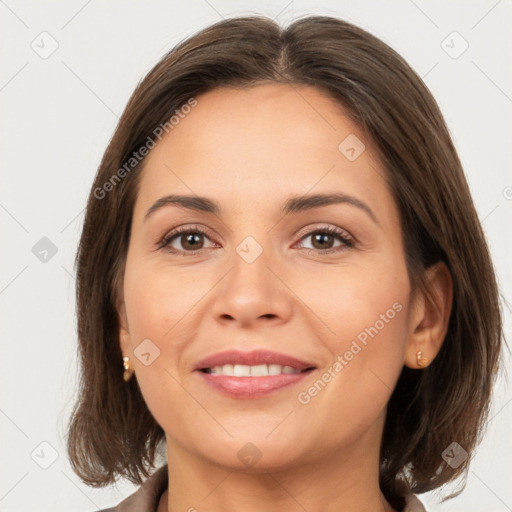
[{"x1": 294, "y1": 223, "x2": 354, "y2": 243}]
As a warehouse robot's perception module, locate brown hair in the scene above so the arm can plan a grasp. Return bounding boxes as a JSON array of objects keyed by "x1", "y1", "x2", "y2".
[{"x1": 66, "y1": 14, "x2": 503, "y2": 509}]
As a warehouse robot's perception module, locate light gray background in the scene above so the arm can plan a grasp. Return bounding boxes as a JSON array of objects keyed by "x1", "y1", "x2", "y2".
[{"x1": 1, "y1": 1, "x2": 511, "y2": 511}]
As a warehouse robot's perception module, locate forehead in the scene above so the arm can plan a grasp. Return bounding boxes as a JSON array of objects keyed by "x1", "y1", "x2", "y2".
[{"x1": 134, "y1": 83, "x2": 390, "y2": 217}]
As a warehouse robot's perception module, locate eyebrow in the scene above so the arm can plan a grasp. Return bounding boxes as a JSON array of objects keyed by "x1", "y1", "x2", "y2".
[{"x1": 144, "y1": 192, "x2": 379, "y2": 225}]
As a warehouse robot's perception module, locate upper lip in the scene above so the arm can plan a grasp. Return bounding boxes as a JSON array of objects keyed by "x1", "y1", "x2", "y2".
[{"x1": 194, "y1": 349, "x2": 316, "y2": 371}]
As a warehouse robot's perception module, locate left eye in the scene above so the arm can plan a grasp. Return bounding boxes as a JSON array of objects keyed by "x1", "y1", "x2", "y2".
[{"x1": 294, "y1": 227, "x2": 354, "y2": 253}]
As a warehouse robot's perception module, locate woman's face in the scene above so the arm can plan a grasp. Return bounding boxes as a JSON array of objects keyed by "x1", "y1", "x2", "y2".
[{"x1": 119, "y1": 83, "x2": 417, "y2": 471}]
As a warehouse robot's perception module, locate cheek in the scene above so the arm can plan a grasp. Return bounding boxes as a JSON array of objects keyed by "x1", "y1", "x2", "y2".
[
  {"x1": 123, "y1": 259, "x2": 199, "y2": 341},
  {"x1": 121, "y1": 259, "x2": 209, "y2": 425},
  {"x1": 122, "y1": 272, "x2": 188, "y2": 431},
  {"x1": 290, "y1": 271, "x2": 410, "y2": 448},
  {"x1": 337, "y1": 279, "x2": 408, "y2": 361},
  {"x1": 296, "y1": 257, "x2": 411, "y2": 401},
  {"x1": 305, "y1": 259, "x2": 409, "y2": 349}
]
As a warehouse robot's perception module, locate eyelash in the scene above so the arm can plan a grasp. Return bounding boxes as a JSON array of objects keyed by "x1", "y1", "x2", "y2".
[{"x1": 156, "y1": 224, "x2": 355, "y2": 257}]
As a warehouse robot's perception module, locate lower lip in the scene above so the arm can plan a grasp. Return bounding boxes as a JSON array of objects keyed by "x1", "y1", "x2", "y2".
[{"x1": 196, "y1": 370, "x2": 315, "y2": 398}]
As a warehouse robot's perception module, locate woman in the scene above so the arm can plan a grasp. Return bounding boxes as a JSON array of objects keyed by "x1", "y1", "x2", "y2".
[{"x1": 66, "y1": 14, "x2": 503, "y2": 512}]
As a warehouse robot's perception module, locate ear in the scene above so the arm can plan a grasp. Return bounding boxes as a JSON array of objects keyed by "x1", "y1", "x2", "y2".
[{"x1": 404, "y1": 261, "x2": 453, "y2": 369}]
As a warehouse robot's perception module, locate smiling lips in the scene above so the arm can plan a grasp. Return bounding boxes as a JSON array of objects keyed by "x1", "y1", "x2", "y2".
[{"x1": 195, "y1": 349, "x2": 316, "y2": 398}]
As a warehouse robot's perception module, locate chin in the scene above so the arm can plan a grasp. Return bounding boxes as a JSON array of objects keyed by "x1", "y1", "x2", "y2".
[{"x1": 190, "y1": 432, "x2": 311, "y2": 473}]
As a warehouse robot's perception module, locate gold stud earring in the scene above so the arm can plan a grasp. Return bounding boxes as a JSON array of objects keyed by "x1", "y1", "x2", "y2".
[
  {"x1": 123, "y1": 356, "x2": 133, "y2": 382},
  {"x1": 416, "y1": 350, "x2": 426, "y2": 368}
]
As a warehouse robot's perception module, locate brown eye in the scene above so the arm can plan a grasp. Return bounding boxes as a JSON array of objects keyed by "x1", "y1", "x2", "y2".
[
  {"x1": 310, "y1": 232, "x2": 336, "y2": 250},
  {"x1": 177, "y1": 232, "x2": 205, "y2": 251},
  {"x1": 296, "y1": 226, "x2": 354, "y2": 254},
  {"x1": 158, "y1": 226, "x2": 217, "y2": 255}
]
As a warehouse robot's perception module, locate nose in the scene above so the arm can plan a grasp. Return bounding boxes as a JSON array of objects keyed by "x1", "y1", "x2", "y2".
[{"x1": 211, "y1": 241, "x2": 293, "y2": 329}]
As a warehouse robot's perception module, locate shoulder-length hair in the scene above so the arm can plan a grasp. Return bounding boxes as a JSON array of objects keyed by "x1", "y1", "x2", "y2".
[{"x1": 66, "y1": 14, "x2": 503, "y2": 510}]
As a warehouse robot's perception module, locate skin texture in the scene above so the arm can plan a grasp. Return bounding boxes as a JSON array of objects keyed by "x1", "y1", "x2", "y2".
[{"x1": 118, "y1": 83, "x2": 452, "y2": 512}]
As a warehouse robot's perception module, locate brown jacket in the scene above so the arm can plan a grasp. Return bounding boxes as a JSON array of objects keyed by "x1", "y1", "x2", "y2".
[{"x1": 95, "y1": 464, "x2": 427, "y2": 511}]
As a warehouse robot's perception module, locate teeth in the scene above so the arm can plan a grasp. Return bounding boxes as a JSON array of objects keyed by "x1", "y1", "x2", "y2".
[
  {"x1": 233, "y1": 364, "x2": 250, "y2": 377},
  {"x1": 208, "y1": 364, "x2": 303, "y2": 376},
  {"x1": 250, "y1": 364, "x2": 269, "y2": 376},
  {"x1": 268, "y1": 364, "x2": 282, "y2": 376}
]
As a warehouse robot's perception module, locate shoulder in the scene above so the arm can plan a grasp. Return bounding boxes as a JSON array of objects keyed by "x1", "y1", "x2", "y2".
[
  {"x1": 403, "y1": 493, "x2": 427, "y2": 512},
  {"x1": 91, "y1": 465, "x2": 168, "y2": 512}
]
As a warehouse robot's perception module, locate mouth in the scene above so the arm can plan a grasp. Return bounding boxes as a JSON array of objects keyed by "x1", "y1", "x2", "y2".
[
  {"x1": 194, "y1": 349, "x2": 317, "y2": 398},
  {"x1": 200, "y1": 364, "x2": 315, "y2": 376}
]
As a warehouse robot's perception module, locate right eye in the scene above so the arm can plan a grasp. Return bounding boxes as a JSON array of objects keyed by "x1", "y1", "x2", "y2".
[{"x1": 157, "y1": 225, "x2": 218, "y2": 255}]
